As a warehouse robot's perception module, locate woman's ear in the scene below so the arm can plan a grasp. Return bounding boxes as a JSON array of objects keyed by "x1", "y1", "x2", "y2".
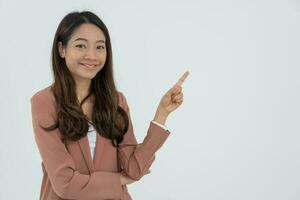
[{"x1": 58, "y1": 42, "x2": 66, "y2": 58}]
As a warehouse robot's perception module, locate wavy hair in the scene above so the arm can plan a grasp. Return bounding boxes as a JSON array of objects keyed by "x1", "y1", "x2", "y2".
[{"x1": 43, "y1": 11, "x2": 129, "y2": 147}]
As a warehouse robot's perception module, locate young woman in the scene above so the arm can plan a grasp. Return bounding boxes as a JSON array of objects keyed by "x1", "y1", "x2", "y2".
[{"x1": 31, "y1": 11, "x2": 189, "y2": 200}]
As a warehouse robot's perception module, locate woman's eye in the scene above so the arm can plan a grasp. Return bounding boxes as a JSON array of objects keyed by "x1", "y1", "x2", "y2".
[
  {"x1": 97, "y1": 46, "x2": 105, "y2": 50},
  {"x1": 75, "y1": 44, "x2": 86, "y2": 48}
]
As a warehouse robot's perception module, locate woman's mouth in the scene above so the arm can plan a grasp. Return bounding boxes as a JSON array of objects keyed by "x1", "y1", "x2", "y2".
[{"x1": 79, "y1": 63, "x2": 98, "y2": 70}]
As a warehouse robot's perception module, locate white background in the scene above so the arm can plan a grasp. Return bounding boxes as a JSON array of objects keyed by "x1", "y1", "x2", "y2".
[{"x1": 0, "y1": 0, "x2": 299, "y2": 199}]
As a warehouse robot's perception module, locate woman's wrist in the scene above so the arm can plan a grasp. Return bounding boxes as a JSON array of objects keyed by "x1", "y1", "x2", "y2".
[{"x1": 153, "y1": 109, "x2": 169, "y2": 125}]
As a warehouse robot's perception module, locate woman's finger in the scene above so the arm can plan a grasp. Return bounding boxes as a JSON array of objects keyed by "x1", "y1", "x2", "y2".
[
  {"x1": 172, "y1": 93, "x2": 183, "y2": 101},
  {"x1": 174, "y1": 71, "x2": 189, "y2": 87},
  {"x1": 167, "y1": 85, "x2": 182, "y2": 97}
]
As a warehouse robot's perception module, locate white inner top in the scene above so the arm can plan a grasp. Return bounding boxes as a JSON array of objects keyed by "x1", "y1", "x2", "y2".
[{"x1": 87, "y1": 122, "x2": 97, "y2": 159}]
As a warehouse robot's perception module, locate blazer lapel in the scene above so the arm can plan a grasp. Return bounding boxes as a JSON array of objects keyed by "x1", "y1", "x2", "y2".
[
  {"x1": 77, "y1": 136, "x2": 94, "y2": 173},
  {"x1": 93, "y1": 133, "x2": 107, "y2": 169}
]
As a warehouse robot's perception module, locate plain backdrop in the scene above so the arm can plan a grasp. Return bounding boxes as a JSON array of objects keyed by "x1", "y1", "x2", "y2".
[{"x1": 0, "y1": 0, "x2": 299, "y2": 199}]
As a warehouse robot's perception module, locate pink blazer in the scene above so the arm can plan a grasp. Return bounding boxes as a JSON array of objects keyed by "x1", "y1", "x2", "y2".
[{"x1": 31, "y1": 86, "x2": 170, "y2": 200}]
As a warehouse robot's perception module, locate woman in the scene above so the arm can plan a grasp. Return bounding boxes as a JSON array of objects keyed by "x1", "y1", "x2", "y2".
[{"x1": 31, "y1": 11, "x2": 189, "y2": 200}]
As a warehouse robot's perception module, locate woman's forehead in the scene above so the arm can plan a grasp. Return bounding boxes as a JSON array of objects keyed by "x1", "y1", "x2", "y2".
[{"x1": 70, "y1": 23, "x2": 106, "y2": 42}]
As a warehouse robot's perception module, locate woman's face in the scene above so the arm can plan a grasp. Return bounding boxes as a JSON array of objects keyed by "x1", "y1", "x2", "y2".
[{"x1": 58, "y1": 23, "x2": 107, "y2": 82}]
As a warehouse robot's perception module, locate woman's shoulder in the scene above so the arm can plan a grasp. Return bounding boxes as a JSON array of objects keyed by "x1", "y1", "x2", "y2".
[
  {"x1": 116, "y1": 90, "x2": 129, "y2": 108},
  {"x1": 30, "y1": 85, "x2": 55, "y2": 106}
]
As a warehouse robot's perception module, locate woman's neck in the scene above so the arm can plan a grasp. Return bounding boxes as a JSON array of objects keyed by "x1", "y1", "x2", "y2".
[{"x1": 75, "y1": 78, "x2": 92, "y2": 103}]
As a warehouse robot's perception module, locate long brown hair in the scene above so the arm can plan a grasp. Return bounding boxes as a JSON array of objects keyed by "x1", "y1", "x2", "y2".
[{"x1": 43, "y1": 11, "x2": 129, "y2": 147}]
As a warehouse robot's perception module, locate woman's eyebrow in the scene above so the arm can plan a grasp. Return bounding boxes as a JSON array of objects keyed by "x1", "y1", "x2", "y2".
[{"x1": 73, "y1": 37, "x2": 105, "y2": 43}]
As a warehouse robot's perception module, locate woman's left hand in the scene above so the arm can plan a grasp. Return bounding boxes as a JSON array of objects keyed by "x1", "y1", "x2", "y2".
[{"x1": 155, "y1": 71, "x2": 189, "y2": 120}]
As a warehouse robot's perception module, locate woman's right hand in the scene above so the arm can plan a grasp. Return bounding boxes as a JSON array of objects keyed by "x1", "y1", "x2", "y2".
[{"x1": 120, "y1": 170, "x2": 151, "y2": 185}]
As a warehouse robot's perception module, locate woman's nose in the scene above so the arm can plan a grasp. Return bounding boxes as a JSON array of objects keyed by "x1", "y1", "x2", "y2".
[{"x1": 84, "y1": 48, "x2": 97, "y2": 60}]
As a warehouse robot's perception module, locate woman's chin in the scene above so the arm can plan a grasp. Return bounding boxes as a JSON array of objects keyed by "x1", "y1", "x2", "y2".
[{"x1": 72, "y1": 72, "x2": 97, "y2": 82}]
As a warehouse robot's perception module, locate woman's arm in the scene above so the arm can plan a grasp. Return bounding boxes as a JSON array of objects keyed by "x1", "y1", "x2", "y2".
[
  {"x1": 117, "y1": 92, "x2": 171, "y2": 181},
  {"x1": 117, "y1": 71, "x2": 189, "y2": 181}
]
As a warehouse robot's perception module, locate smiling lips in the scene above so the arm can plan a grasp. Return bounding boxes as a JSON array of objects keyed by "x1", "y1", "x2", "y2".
[{"x1": 80, "y1": 63, "x2": 98, "y2": 70}]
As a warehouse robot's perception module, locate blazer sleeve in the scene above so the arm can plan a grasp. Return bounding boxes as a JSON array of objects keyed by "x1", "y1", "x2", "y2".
[
  {"x1": 31, "y1": 94, "x2": 123, "y2": 200},
  {"x1": 117, "y1": 92, "x2": 171, "y2": 180}
]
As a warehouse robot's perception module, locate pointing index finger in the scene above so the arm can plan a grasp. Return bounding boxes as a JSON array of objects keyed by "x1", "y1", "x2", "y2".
[{"x1": 175, "y1": 71, "x2": 190, "y2": 86}]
